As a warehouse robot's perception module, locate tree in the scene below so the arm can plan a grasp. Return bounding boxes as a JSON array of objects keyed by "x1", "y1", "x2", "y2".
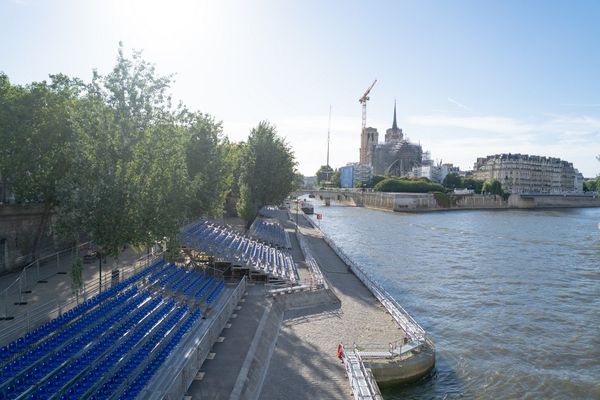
[
  {"x1": 330, "y1": 171, "x2": 341, "y2": 187},
  {"x1": 0, "y1": 73, "x2": 83, "y2": 261},
  {"x1": 374, "y1": 177, "x2": 445, "y2": 193},
  {"x1": 461, "y1": 178, "x2": 484, "y2": 194},
  {"x1": 315, "y1": 165, "x2": 334, "y2": 184},
  {"x1": 292, "y1": 172, "x2": 305, "y2": 191},
  {"x1": 443, "y1": 173, "x2": 461, "y2": 189},
  {"x1": 57, "y1": 45, "x2": 190, "y2": 259},
  {"x1": 237, "y1": 121, "x2": 296, "y2": 223},
  {"x1": 482, "y1": 179, "x2": 503, "y2": 195},
  {"x1": 182, "y1": 111, "x2": 229, "y2": 218}
]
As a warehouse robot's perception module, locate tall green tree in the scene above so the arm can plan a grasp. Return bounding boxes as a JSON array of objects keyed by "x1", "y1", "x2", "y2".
[
  {"x1": 237, "y1": 121, "x2": 296, "y2": 222},
  {"x1": 315, "y1": 165, "x2": 334, "y2": 184},
  {"x1": 182, "y1": 111, "x2": 229, "y2": 217},
  {"x1": 0, "y1": 73, "x2": 83, "y2": 260},
  {"x1": 443, "y1": 173, "x2": 461, "y2": 189},
  {"x1": 482, "y1": 179, "x2": 504, "y2": 195},
  {"x1": 58, "y1": 45, "x2": 189, "y2": 258}
]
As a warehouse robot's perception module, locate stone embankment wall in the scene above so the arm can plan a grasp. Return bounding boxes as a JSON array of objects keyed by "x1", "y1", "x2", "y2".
[
  {"x1": 337, "y1": 192, "x2": 600, "y2": 212},
  {"x1": 0, "y1": 205, "x2": 56, "y2": 273}
]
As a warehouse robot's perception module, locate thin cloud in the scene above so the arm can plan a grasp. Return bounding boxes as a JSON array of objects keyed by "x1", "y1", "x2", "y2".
[
  {"x1": 447, "y1": 97, "x2": 472, "y2": 112},
  {"x1": 405, "y1": 114, "x2": 534, "y2": 136}
]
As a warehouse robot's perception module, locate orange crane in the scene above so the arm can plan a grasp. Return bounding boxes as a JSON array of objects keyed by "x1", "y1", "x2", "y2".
[{"x1": 359, "y1": 79, "x2": 377, "y2": 163}]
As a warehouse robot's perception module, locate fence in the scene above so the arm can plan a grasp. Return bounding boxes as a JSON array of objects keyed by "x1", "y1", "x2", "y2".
[
  {"x1": 0, "y1": 249, "x2": 164, "y2": 346},
  {"x1": 0, "y1": 242, "x2": 93, "y2": 319},
  {"x1": 341, "y1": 343, "x2": 383, "y2": 400}
]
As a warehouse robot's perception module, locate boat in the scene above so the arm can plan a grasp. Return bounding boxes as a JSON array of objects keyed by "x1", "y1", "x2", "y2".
[{"x1": 300, "y1": 201, "x2": 314, "y2": 214}]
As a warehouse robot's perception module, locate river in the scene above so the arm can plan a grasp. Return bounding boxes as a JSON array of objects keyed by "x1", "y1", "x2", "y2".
[{"x1": 308, "y1": 203, "x2": 600, "y2": 400}]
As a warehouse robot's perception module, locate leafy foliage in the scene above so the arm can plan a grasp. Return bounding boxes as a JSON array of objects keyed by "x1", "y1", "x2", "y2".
[
  {"x1": 237, "y1": 121, "x2": 296, "y2": 222},
  {"x1": 374, "y1": 177, "x2": 445, "y2": 193},
  {"x1": 315, "y1": 165, "x2": 334, "y2": 184},
  {"x1": 482, "y1": 179, "x2": 504, "y2": 195},
  {"x1": 1, "y1": 44, "x2": 298, "y2": 260}
]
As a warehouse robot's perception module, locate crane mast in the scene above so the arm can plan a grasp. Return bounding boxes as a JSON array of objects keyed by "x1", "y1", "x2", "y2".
[{"x1": 359, "y1": 79, "x2": 377, "y2": 164}]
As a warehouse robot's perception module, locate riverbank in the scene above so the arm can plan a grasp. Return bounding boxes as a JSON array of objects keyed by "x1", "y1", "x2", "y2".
[
  {"x1": 307, "y1": 190, "x2": 600, "y2": 212},
  {"x1": 257, "y1": 208, "x2": 434, "y2": 399}
]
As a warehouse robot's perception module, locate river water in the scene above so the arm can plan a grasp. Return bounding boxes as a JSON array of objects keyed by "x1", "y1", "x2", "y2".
[{"x1": 308, "y1": 203, "x2": 600, "y2": 400}]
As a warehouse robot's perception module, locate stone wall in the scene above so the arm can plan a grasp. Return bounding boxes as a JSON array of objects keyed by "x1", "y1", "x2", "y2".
[
  {"x1": 0, "y1": 204, "x2": 56, "y2": 273},
  {"x1": 327, "y1": 192, "x2": 600, "y2": 213}
]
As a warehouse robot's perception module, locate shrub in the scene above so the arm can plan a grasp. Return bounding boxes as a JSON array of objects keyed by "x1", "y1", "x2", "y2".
[{"x1": 374, "y1": 177, "x2": 445, "y2": 193}]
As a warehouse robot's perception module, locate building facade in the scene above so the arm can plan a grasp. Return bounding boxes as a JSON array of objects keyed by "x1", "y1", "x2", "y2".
[
  {"x1": 473, "y1": 153, "x2": 584, "y2": 193},
  {"x1": 340, "y1": 163, "x2": 373, "y2": 188},
  {"x1": 363, "y1": 102, "x2": 423, "y2": 177},
  {"x1": 411, "y1": 162, "x2": 461, "y2": 183}
]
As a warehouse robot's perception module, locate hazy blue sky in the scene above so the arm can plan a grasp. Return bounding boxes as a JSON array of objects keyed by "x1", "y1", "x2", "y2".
[{"x1": 2, "y1": 0, "x2": 599, "y2": 176}]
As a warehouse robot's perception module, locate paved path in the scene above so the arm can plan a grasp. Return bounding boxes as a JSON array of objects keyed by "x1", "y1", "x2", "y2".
[
  {"x1": 259, "y1": 209, "x2": 405, "y2": 399},
  {"x1": 0, "y1": 247, "x2": 146, "y2": 340},
  {"x1": 187, "y1": 285, "x2": 268, "y2": 400}
]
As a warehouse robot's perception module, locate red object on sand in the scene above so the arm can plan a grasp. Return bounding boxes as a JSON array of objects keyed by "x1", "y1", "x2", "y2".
[{"x1": 337, "y1": 343, "x2": 343, "y2": 359}]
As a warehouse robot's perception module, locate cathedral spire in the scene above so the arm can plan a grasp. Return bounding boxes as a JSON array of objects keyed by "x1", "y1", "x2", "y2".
[{"x1": 392, "y1": 99, "x2": 398, "y2": 130}]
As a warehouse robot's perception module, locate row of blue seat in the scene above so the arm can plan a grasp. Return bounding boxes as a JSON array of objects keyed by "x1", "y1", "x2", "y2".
[
  {"x1": 89, "y1": 304, "x2": 189, "y2": 399},
  {"x1": 148, "y1": 263, "x2": 174, "y2": 283},
  {"x1": 1, "y1": 289, "x2": 151, "y2": 399},
  {"x1": 23, "y1": 295, "x2": 167, "y2": 400},
  {"x1": 171, "y1": 270, "x2": 197, "y2": 292},
  {"x1": 206, "y1": 280, "x2": 225, "y2": 304},
  {"x1": 118, "y1": 308, "x2": 202, "y2": 400},
  {"x1": 184, "y1": 220, "x2": 299, "y2": 283},
  {"x1": 183, "y1": 272, "x2": 205, "y2": 296},
  {"x1": 0, "y1": 258, "x2": 165, "y2": 366},
  {"x1": 251, "y1": 218, "x2": 290, "y2": 248},
  {"x1": 194, "y1": 277, "x2": 215, "y2": 300},
  {"x1": 0, "y1": 254, "x2": 228, "y2": 400},
  {"x1": 1, "y1": 287, "x2": 140, "y2": 388}
]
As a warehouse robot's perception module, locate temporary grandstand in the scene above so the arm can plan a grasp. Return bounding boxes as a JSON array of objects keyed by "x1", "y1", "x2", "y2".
[
  {"x1": 249, "y1": 216, "x2": 292, "y2": 249},
  {"x1": 182, "y1": 219, "x2": 299, "y2": 284},
  {"x1": 0, "y1": 243, "x2": 244, "y2": 399}
]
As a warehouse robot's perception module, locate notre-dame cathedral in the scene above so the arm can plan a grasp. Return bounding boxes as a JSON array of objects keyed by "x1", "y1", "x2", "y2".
[{"x1": 361, "y1": 102, "x2": 423, "y2": 176}]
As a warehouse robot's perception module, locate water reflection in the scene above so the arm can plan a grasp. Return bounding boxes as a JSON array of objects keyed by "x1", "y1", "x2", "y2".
[{"x1": 311, "y1": 204, "x2": 600, "y2": 400}]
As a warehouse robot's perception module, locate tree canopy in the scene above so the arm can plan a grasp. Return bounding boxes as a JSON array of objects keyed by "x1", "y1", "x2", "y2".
[
  {"x1": 1, "y1": 44, "x2": 298, "y2": 262},
  {"x1": 482, "y1": 179, "x2": 504, "y2": 195},
  {"x1": 236, "y1": 121, "x2": 296, "y2": 222},
  {"x1": 374, "y1": 177, "x2": 445, "y2": 193}
]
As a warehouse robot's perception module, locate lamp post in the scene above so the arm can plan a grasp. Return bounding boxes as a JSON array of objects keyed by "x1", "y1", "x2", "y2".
[
  {"x1": 295, "y1": 196, "x2": 299, "y2": 233},
  {"x1": 97, "y1": 245, "x2": 103, "y2": 294}
]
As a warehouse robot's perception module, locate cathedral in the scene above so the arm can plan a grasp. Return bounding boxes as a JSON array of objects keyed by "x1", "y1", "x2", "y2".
[{"x1": 361, "y1": 102, "x2": 423, "y2": 176}]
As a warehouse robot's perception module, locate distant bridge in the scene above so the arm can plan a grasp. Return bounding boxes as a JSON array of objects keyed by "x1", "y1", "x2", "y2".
[{"x1": 291, "y1": 189, "x2": 365, "y2": 206}]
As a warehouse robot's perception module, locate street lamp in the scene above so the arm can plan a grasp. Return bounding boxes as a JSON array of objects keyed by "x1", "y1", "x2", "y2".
[
  {"x1": 295, "y1": 196, "x2": 299, "y2": 233},
  {"x1": 97, "y1": 245, "x2": 103, "y2": 294}
]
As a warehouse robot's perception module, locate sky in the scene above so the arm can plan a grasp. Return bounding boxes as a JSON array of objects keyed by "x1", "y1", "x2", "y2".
[{"x1": 1, "y1": 0, "x2": 600, "y2": 177}]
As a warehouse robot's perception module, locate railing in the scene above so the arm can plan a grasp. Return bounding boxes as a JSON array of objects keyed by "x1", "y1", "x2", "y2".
[
  {"x1": 341, "y1": 343, "x2": 383, "y2": 400},
  {"x1": 0, "y1": 241, "x2": 93, "y2": 319},
  {"x1": 294, "y1": 231, "x2": 327, "y2": 289},
  {"x1": 0, "y1": 250, "x2": 164, "y2": 346}
]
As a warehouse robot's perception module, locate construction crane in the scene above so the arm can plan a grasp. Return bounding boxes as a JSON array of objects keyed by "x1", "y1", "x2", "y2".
[{"x1": 359, "y1": 79, "x2": 377, "y2": 164}]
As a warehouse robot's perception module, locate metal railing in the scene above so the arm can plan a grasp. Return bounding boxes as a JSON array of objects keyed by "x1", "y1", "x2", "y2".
[
  {"x1": 0, "y1": 250, "x2": 164, "y2": 346},
  {"x1": 0, "y1": 241, "x2": 92, "y2": 320},
  {"x1": 341, "y1": 343, "x2": 383, "y2": 400},
  {"x1": 294, "y1": 228, "x2": 327, "y2": 290}
]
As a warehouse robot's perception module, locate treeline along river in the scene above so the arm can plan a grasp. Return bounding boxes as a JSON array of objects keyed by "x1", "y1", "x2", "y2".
[{"x1": 308, "y1": 203, "x2": 600, "y2": 399}]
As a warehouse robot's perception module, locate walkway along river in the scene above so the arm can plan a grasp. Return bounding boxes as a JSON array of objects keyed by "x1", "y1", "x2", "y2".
[{"x1": 308, "y1": 203, "x2": 600, "y2": 400}]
